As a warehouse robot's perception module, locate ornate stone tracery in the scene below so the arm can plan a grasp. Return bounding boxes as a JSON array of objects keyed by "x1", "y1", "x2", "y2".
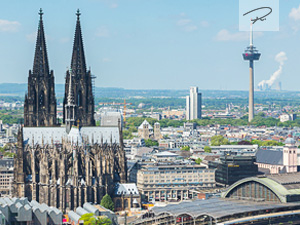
[{"x1": 13, "y1": 128, "x2": 127, "y2": 212}]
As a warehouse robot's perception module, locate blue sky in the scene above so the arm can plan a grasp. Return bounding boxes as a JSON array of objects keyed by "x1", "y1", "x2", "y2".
[{"x1": 1, "y1": 0, "x2": 300, "y2": 90}]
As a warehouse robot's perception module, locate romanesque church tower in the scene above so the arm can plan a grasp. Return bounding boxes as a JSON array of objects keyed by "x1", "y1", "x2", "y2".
[
  {"x1": 63, "y1": 10, "x2": 95, "y2": 127},
  {"x1": 24, "y1": 9, "x2": 57, "y2": 127}
]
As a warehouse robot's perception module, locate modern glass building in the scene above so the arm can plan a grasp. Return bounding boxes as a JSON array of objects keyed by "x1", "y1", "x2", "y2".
[
  {"x1": 186, "y1": 87, "x2": 202, "y2": 120},
  {"x1": 215, "y1": 155, "x2": 258, "y2": 186}
]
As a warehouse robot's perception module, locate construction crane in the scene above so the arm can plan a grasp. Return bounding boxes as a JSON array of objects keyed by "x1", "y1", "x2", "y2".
[
  {"x1": 123, "y1": 99, "x2": 133, "y2": 124},
  {"x1": 123, "y1": 99, "x2": 127, "y2": 124}
]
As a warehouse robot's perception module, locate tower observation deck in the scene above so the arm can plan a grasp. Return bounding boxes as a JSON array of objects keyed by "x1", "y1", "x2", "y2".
[{"x1": 243, "y1": 23, "x2": 261, "y2": 122}]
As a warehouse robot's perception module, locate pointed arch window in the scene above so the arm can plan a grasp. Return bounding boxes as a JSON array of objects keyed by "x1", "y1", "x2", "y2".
[
  {"x1": 78, "y1": 92, "x2": 82, "y2": 106},
  {"x1": 39, "y1": 91, "x2": 45, "y2": 107}
]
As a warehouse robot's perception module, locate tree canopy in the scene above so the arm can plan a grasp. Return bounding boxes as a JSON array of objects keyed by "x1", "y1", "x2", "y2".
[
  {"x1": 100, "y1": 194, "x2": 114, "y2": 211},
  {"x1": 195, "y1": 158, "x2": 202, "y2": 165},
  {"x1": 210, "y1": 135, "x2": 229, "y2": 146},
  {"x1": 79, "y1": 213, "x2": 112, "y2": 225},
  {"x1": 0, "y1": 109, "x2": 23, "y2": 125},
  {"x1": 204, "y1": 146, "x2": 212, "y2": 153},
  {"x1": 145, "y1": 139, "x2": 158, "y2": 147},
  {"x1": 180, "y1": 146, "x2": 190, "y2": 151},
  {"x1": 251, "y1": 139, "x2": 284, "y2": 146}
]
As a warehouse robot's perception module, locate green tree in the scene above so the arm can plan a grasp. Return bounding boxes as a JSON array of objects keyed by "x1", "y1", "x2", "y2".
[
  {"x1": 180, "y1": 146, "x2": 190, "y2": 151},
  {"x1": 262, "y1": 140, "x2": 284, "y2": 146},
  {"x1": 100, "y1": 194, "x2": 114, "y2": 211},
  {"x1": 195, "y1": 158, "x2": 202, "y2": 164},
  {"x1": 163, "y1": 134, "x2": 169, "y2": 139},
  {"x1": 251, "y1": 139, "x2": 263, "y2": 146},
  {"x1": 80, "y1": 213, "x2": 112, "y2": 225},
  {"x1": 203, "y1": 146, "x2": 212, "y2": 153},
  {"x1": 96, "y1": 216, "x2": 112, "y2": 225},
  {"x1": 210, "y1": 135, "x2": 229, "y2": 146},
  {"x1": 145, "y1": 139, "x2": 158, "y2": 147},
  {"x1": 123, "y1": 130, "x2": 134, "y2": 139},
  {"x1": 257, "y1": 112, "x2": 265, "y2": 117},
  {"x1": 80, "y1": 213, "x2": 94, "y2": 225},
  {"x1": 128, "y1": 126, "x2": 138, "y2": 133},
  {"x1": 4, "y1": 152, "x2": 15, "y2": 157},
  {"x1": 251, "y1": 139, "x2": 284, "y2": 146}
]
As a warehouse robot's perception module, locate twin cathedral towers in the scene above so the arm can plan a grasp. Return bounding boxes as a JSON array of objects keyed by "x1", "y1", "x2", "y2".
[
  {"x1": 14, "y1": 9, "x2": 127, "y2": 212},
  {"x1": 24, "y1": 9, "x2": 95, "y2": 130}
]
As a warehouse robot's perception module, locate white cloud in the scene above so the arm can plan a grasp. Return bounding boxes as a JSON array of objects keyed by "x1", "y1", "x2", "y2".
[
  {"x1": 215, "y1": 29, "x2": 263, "y2": 41},
  {"x1": 96, "y1": 26, "x2": 110, "y2": 38},
  {"x1": 185, "y1": 25, "x2": 198, "y2": 32},
  {"x1": 177, "y1": 19, "x2": 191, "y2": 26},
  {"x1": 177, "y1": 15, "x2": 198, "y2": 32},
  {"x1": 200, "y1": 21, "x2": 209, "y2": 27},
  {"x1": 289, "y1": 5, "x2": 300, "y2": 21},
  {"x1": 110, "y1": 3, "x2": 118, "y2": 8},
  {"x1": 0, "y1": 19, "x2": 20, "y2": 32}
]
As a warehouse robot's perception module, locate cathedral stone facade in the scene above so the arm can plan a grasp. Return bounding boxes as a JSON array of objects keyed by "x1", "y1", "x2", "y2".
[{"x1": 14, "y1": 9, "x2": 127, "y2": 213}]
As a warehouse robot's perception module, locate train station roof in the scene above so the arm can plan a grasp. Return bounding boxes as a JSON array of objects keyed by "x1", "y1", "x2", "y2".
[{"x1": 150, "y1": 198, "x2": 299, "y2": 219}]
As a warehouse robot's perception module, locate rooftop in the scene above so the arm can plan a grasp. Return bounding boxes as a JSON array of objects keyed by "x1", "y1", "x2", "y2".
[
  {"x1": 138, "y1": 120, "x2": 153, "y2": 130},
  {"x1": 153, "y1": 151, "x2": 179, "y2": 157},
  {"x1": 115, "y1": 183, "x2": 139, "y2": 196},
  {"x1": 223, "y1": 173, "x2": 300, "y2": 203},
  {"x1": 148, "y1": 198, "x2": 299, "y2": 220},
  {"x1": 23, "y1": 126, "x2": 120, "y2": 146},
  {"x1": 256, "y1": 148, "x2": 283, "y2": 165}
]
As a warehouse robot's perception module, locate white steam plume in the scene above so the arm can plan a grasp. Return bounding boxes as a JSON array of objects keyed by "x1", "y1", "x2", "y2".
[{"x1": 258, "y1": 52, "x2": 287, "y2": 88}]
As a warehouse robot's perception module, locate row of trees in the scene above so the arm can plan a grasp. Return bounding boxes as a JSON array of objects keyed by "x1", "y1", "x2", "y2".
[
  {"x1": 1, "y1": 107, "x2": 298, "y2": 128},
  {"x1": 210, "y1": 135, "x2": 285, "y2": 146},
  {"x1": 124, "y1": 114, "x2": 300, "y2": 131},
  {"x1": 0, "y1": 109, "x2": 23, "y2": 125}
]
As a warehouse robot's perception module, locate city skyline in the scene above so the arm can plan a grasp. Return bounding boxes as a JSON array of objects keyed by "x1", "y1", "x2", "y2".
[
  {"x1": 1, "y1": 0, "x2": 300, "y2": 91},
  {"x1": 2, "y1": 1, "x2": 300, "y2": 224}
]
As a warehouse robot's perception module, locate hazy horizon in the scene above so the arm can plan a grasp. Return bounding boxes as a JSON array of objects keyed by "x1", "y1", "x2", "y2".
[{"x1": 1, "y1": 0, "x2": 300, "y2": 90}]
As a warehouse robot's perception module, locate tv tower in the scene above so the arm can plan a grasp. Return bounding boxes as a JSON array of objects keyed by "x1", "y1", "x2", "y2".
[{"x1": 243, "y1": 22, "x2": 261, "y2": 122}]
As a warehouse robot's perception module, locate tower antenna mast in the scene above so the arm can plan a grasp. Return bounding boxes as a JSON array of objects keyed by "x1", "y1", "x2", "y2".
[{"x1": 242, "y1": 21, "x2": 261, "y2": 122}]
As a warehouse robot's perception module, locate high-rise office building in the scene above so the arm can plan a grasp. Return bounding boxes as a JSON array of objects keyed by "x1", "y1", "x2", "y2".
[{"x1": 186, "y1": 87, "x2": 202, "y2": 120}]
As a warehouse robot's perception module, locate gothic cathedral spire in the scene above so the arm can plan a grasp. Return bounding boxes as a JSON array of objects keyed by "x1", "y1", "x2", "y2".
[
  {"x1": 65, "y1": 69, "x2": 77, "y2": 134},
  {"x1": 71, "y1": 9, "x2": 87, "y2": 78},
  {"x1": 33, "y1": 8, "x2": 49, "y2": 76},
  {"x1": 63, "y1": 9, "x2": 95, "y2": 127},
  {"x1": 24, "y1": 9, "x2": 57, "y2": 127}
]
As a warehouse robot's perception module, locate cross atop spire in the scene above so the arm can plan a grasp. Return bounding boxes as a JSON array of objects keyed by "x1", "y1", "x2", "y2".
[
  {"x1": 39, "y1": 8, "x2": 43, "y2": 18},
  {"x1": 76, "y1": 9, "x2": 81, "y2": 20}
]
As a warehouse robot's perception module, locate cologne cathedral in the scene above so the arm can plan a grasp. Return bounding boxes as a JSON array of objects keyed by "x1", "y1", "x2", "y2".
[{"x1": 13, "y1": 9, "x2": 127, "y2": 212}]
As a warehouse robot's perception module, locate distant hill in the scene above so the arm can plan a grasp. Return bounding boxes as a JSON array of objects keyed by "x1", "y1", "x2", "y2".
[{"x1": 0, "y1": 83, "x2": 298, "y2": 99}]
